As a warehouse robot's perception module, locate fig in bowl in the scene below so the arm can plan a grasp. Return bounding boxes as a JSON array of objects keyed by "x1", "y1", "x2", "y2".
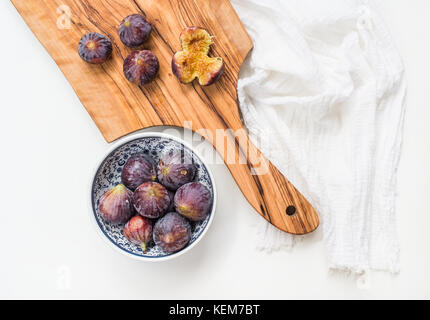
[
  {"x1": 123, "y1": 50, "x2": 159, "y2": 85},
  {"x1": 91, "y1": 133, "x2": 216, "y2": 261},
  {"x1": 123, "y1": 215, "x2": 153, "y2": 253},
  {"x1": 157, "y1": 150, "x2": 196, "y2": 190},
  {"x1": 133, "y1": 182, "x2": 170, "y2": 219},
  {"x1": 172, "y1": 27, "x2": 224, "y2": 86},
  {"x1": 175, "y1": 182, "x2": 212, "y2": 222},
  {"x1": 153, "y1": 212, "x2": 191, "y2": 253},
  {"x1": 167, "y1": 190, "x2": 176, "y2": 212},
  {"x1": 98, "y1": 184, "x2": 134, "y2": 224},
  {"x1": 119, "y1": 14, "x2": 152, "y2": 48},
  {"x1": 78, "y1": 32, "x2": 112, "y2": 64},
  {"x1": 121, "y1": 153, "x2": 156, "y2": 190}
]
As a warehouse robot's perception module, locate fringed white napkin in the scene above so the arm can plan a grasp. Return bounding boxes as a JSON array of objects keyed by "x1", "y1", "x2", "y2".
[{"x1": 232, "y1": 0, "x2": 406, "y2": 274}]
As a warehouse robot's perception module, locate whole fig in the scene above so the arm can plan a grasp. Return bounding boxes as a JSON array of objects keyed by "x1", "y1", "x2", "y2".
[
  {"x1": 157, "y1": 151, "x2": 196, "y2": 190},
  {"x1": 133, "y1": 182, "x2": 170, "y2": 219},
  {"x1": 174, "y1": 182, "x2": 212, "y2": 221},
  {"x1": 119, "y1": 14, "x2": 152, "y2": 48},
  {"x1": 123, "y1": 50, "x2": 159, "y2": 85},
  {"x1": 99, "y1": 184, "x2": 134, "y2": 224},
  {"x1": 121, "y1": 153, "x2": 156, "y2": 190},
  {"x1": 123, "y1": 215, "x2": 153, "y2": 253},
  {"x1": 153, "y1": 212, "x2": 191, "y2": 253},
  {"x1": 78, "y1": 32, "x2": 112, "y2": 64}
]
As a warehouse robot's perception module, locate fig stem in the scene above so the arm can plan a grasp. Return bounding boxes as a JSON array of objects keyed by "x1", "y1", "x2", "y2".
[{"x1": 140, "y1": 242, "x2": 147, "y2": 253}]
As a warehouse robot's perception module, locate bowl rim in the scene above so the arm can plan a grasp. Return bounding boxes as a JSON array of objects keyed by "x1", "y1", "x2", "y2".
[{"x1": 88, "y1": 131, "x2": 217, "y2": 262}]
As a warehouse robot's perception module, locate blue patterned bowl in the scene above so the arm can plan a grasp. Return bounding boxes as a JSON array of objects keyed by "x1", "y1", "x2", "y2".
[{"x1": 90, "y1": 132, "x2": 216, "y2": 261}]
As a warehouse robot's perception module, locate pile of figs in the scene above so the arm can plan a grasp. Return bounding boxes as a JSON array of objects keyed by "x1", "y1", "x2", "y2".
[
  {"x1": 98, "y1": 149, "x2": 213, "y2": 254},
  {"x1": 78, "y1": 13, "x2": 159, "y2": 85},
  {"x1": 78, "y1": 11, "x2": 224, "y2": 86}
]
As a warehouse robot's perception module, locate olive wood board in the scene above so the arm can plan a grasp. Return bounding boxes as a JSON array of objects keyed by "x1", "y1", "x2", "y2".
[{"x1": 11, "y1": 0, "x2": 319, "y2": 235}]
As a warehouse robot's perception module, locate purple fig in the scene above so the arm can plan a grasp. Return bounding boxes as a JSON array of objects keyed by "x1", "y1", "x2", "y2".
[
  {"x1": 78, "y1": 32, "x2": 112, "y2": 64},
  {"x1": 119, "y1": 14, "x2": 152, "y2": 48},
  {"x1": 133, "y1": 182, "x2": 170, "y2": 219},
  {"x1": 121, "y1": 154, "x2": 156, "y2": 190},
  {"x1": 153, "y1": 212, "x2": 191, "y2": 253},
  {"x1": 98, "y1": 184, "x2": 134, "y2": 224},
  {"x1": 123, "y1": 215, "x2": 153, "y2": 253},
  {"x1": 174, "y1": 182, "x2": 212, "y2": 221},
  {"x1": 167, "y1": 190, "x2": 176, "y2": 212},
  {"x1": 123, "y1": 50, "x2": 159, "y2": 85},
  {"x1": 157, "y1": 151, "x2": 196, "y2": 190}
]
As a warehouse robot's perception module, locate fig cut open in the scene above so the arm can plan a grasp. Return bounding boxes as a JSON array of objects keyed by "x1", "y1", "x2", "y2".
[{"x1": 172, "y1": 27, "x2": 224, "y2": 86}]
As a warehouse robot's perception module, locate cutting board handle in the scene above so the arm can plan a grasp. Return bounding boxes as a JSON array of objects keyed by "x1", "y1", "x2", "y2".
[{"x1": 191, "y1": 112, "x2": 319, "y2": 235}]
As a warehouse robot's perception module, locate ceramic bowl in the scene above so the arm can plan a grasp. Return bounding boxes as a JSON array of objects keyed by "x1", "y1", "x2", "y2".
[{"x1": 90, "y1": 132, "x2": 216, "y2": 262}]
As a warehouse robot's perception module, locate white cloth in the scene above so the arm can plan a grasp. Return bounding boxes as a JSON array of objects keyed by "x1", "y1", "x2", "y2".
[{"x1": 232, "y1": 0, "x2": 406, "y2": 274}]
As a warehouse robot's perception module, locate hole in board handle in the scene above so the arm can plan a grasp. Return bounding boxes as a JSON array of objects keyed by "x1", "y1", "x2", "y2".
[{"x1": 286, "y1": 206, "x2": 296, "y2": 216}]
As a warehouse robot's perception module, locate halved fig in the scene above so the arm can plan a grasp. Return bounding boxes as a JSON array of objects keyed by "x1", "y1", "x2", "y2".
[{"x1": 172, "y1": 27, "x2": 224, "y2": 86}]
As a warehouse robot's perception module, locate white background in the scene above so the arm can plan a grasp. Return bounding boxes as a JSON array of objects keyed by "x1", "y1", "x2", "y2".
[{"x1": 0, "y1": 0, "x2": 429, "y2": 299}]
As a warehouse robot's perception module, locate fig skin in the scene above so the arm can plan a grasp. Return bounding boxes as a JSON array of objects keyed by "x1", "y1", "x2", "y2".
[
  {"x1": 167, "y1": 190, "x2": 176, "y2": 212},
  {"x1": 172, "y1": 27, "x2": 224, "y2": 86},
  {"x1": 78, "y1": 32, "x2": 112, "y2": 64},
  {"x1": 133, "y1": 182, "x2": 170, "y2": 219},
  {"x1": 121, "y1": 153, "x2": 157, "y2": 191},
  {"x1": 119, "y1": 14, "x2": 152, "y2": 48},
  {"x1": 123, "y1": 50, "x2": 159, "y2": 85},
  {"x1": 153, "y1": 212, "x2": 191, "y2": 253},
  {"x1": 99, "y1": 184, "x2": 134, "y2": 224},
  {"x1": 174, "y1": 182, "x2": 212, "y2": 222},
  {"x1": 123, "y1": 215, "x2": 153, "y2": 253},
  {"x1": 157, "y1": 151, "x2": 196, "y2": 190}
]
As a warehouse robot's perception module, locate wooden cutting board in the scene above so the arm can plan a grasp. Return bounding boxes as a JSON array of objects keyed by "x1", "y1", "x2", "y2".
[{"x1": 11, "y1": 0, "x2": 319, "y2": 234}]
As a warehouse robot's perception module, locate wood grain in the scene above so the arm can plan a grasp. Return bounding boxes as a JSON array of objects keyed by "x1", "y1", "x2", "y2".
[{"x1": 11, "y1": 0, "x2": 319, "y2": 234}]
